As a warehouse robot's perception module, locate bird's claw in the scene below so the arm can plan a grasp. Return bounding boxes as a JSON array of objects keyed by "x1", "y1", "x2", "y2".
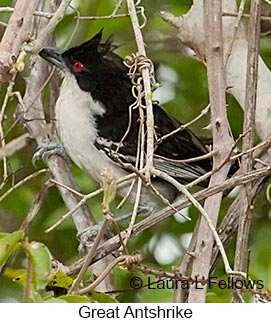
[
  {"x1": 32, "y1": 142, "x2": 70, "y2": 166},
  {"x1": 77, "y1": 208, "x2": 148, "y2": 254},
  {"x1": 77, "y1": 223, "x2": 113, "y2": 255}
]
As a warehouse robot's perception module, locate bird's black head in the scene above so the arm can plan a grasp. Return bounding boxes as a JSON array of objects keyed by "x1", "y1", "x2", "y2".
[{"x1": 39, "y1": 29, "x2": 126, "y2": 93}]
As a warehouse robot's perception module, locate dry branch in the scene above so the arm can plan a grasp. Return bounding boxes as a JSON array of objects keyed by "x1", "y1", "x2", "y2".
[
  {"x1": 188, "y1": 0, "x2": 234, "y2": 302},
  {"x1": 232, "y1": 0, "x2": 261, "y2": 303},
  {"x1": 0, "y1": 133, "x2": 29, "y2": 160},
  {"x1": 0, "y1": 0, "x2": 38, "y2": 82}
]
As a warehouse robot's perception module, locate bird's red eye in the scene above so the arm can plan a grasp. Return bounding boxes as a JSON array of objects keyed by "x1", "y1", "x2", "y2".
[{"x1": 72, "y1": 61, "x2": 84, "y2": 73}]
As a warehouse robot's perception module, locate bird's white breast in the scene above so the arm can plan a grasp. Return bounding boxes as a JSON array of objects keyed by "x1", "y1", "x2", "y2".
[{"x1": 55, "y1": 74, "x2": 127, "y2": 183}]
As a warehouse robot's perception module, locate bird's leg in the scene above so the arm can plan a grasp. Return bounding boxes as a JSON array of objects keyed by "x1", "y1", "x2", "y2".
[
  {"x1": 77, "y1": 207, "x2": 149, "y2": 254},
  {"x1": 77, "y1": 223, "x2": 112, "y2": 255},
  {"x1": 32, "y1": 142, "x2": 70, "y2": 165}
]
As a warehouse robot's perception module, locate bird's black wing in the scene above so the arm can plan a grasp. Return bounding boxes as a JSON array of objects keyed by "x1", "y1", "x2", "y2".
[
  {"x1": 94, "y1": 102, "x2": 212, "y2": 187},
  {"x1": 152, "y1": 104, "x2": 212, "y2": 186}
]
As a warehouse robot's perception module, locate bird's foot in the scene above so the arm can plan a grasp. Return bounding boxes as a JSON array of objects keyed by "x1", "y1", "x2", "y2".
[
  {"x1": 32, "y1": 142, "x2": 69, "y2": 165},
  {"x1": 77, "y1": 207, "x2": 149, "y2": 254},
  {"x1": 77, "y1": 223, "x2": 113, "y2": 255}
]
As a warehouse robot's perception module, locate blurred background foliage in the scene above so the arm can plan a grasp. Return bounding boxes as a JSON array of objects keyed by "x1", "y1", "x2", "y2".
[{"x1": 0, "y1": 0, "x2": 270, "y2": 303}]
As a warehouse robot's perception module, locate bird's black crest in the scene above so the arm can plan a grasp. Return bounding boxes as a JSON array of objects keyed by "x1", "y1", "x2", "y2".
[{"x1": 63, "y1": 29, "x2": 116, "y2": 60}]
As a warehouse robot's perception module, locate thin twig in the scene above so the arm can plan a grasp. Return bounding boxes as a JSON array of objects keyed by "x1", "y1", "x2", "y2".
[
  {"x1": 127, "y1": 0, "x2": 154, "y2": 180},
  {"x1": 0, "y1": 133, "x2": 29, "y2": 160},
  {"x1": 223, "y1": 11, "x2": 271, "y2": 21},
  {"x1": 157, "y1": 105, "x2": 210, "y2": 145},
  {"x1": 173, "y1": 219, "x2": 200, "y2": 302},
  {"x1": 225, "y1": 0, "x2": 246, "y2": 64},
  {"x1": 148, "y1": 180, "x2": 190, "y2": 221},
  {"x1": 75, "y1": 13, "x2": 131, "y2": 20},
  {"x1": 29, "y1": 0, "x2": 72, "y2": 54},
  {"x1": 120, "y1": 0, "x2": 157, "y2": 242},
  {"x1": 117, "y1": 178, "x2": 136, "y2": 209},
  {"x1": 151, "y1": 168, "x2": 239, "y2": 276},
  {"x1": 45, "y1": 173, "x2": 137, "y2": 233},
  {"x1": 230, "y1": 141, "x2": 267, "y2": 161},
  {"x1": 155, "y1": 149, "x2": 216, "y2": 164},
  {"x1": 49, "y1": 178, "x2": 84, "y2": 198},
  {"x1": 69, "y1": 213, "x2": 113, "y2": 294},
  {"x1": 185, "y1": 132, "x2": 270, "y2": 189},
  {"x1": 123, "y1": 99, "x2": 145, "y2": 245},
  {"x1": 45, "y1": 188, "x2": 104, "y2": 233},
  {"x1": 20, "y1": 179, "x2": 52, "y2": 233},
  {"x1": 77, "y1": 254, "x2": 141, "y2": 295},
  {"x1": 0, "y1": 6, "x2": 54, "y2": 18},
  {"x1": 184, "y1": 132, "x2": 270, "y2": 190},
  {"x1": 112, "y1": 0, "x2": 124, "y2": 15},
  {"x1": 75, "y1": 0, "x2": 127, "y2": 20},
  {"x1": 0, "y1": 169, "x2": 49, "y2": 203},
  {"x1": 64, "y1": 5, "x2": 81, "y2": 49},
  {"x1": 0, "y1": 80, "x2": 15, "y2": 185},
  {"x1": 112, "y1": 153, "x2": 191, "y2": 220}
]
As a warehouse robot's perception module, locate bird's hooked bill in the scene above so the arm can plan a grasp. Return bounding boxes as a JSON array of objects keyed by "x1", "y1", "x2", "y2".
[{"x1": 39, "y1": 47, "x2": 66, "y2": 71}]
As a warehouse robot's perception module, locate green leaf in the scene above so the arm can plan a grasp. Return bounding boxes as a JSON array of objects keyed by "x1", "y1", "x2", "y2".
[
  {"x1": 12, "y1": 270, "x2": 27, "y2": 285},
  {"x1": 48, "y1": 271, "x2": 73, "y2": 290},
  {"x1": 10, "y1": 269, "x2": 45, "y2": 302},
  {"x1": 89, "y1": 291, "x2": 119, "y2": 303},
  {"x1": 26, "y1": 241, "x2": 52, "y2": 290},
  {"x1": 44, "y1": 297, "x2": 68, "y2": 303},
  {"x1": 0, "y1": 231, "x2": 24, "y2": 266},
  {"x1": 59, "y1": 295, "x2": 91, "y2": 303},
  {"x1": 46, "y1": 271, "x2": 73, "y2": 296}
]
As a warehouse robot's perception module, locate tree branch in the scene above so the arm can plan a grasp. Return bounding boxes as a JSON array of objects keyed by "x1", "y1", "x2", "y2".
[
  {"x1": 0, "y1": 0, "x2": 38, "y2": 82},
  {"x1": 187, "y1": 0, "x2": 234, "y2": 303},
  {"x1": 232, "y1": 0, "x2": 261, "y2": 303},
  {"x1": 16, "y1": 2, "x2": 95, "y2": 233},
  {"x1": 0, "y1": 133, "x2": 29, "y2": 160}
]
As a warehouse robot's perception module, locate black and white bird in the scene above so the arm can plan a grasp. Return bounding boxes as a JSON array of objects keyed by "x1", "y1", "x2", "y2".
[{"x1": 39, "y1": 30, "x2": 213, "y2": 212}]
